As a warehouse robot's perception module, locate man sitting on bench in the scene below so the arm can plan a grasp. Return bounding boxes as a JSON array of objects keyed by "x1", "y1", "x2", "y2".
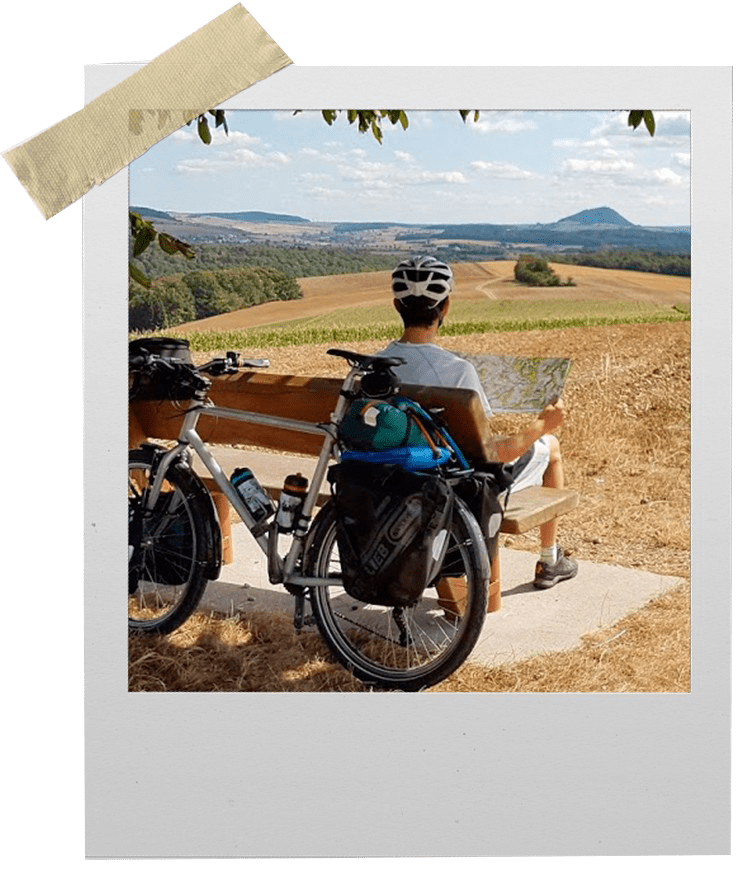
[{"x1": 376, "y1": 255, "x2": 578, "y2": 590}]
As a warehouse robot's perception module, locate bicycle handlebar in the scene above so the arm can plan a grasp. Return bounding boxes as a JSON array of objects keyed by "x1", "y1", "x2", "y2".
[{"x1": 130, "y1": 351, "x2": 270, "y2": 375}]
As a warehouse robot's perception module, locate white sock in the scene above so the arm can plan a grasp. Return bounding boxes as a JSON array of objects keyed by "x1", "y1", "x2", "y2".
[{"x1": 540, "y1": 545, "x2": 558, "y2": 565}]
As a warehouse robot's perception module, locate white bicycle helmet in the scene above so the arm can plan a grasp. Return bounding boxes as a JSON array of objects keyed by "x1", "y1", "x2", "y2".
[{"x1": 391, "y1": 256, "x2": 454, "y2": 308}]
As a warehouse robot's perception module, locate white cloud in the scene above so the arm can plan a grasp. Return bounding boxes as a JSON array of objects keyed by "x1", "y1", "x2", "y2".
[
  {"x1": 300, "y1": 171, "x2": 332, "y2": 183},
  {"x1": 175, "y1": 146, "x2": 291, "y2": 175},
  {"x1": 335, "y1": 154, "x2": 466, "y2": 188},
  {"x1": 471, "y1": 112, "x2": 538, "y2": 134},
  {"x1": 591, "y1": 110, "x2": 690, "y2": 145},
  {"x1": 553, "y1": 136, "x2": 615, "y2": 151},
  {"x1": 229, "y1": 148, "x2": 264, "y2": 165},
  {"x1": 177, "y1": 158, "x2": 218, "y2": 175},
  {"x1": 673, "y1": 151, "x2": 691, "y2": 169},
  {"x1": 221, "y1": 130, "x2": 263, "y2": 147},
  {"x1": 651, "y1": 167, "x2": 683, "y2": 186},
  {"x1": 470, "y1": 160, "x2": 537, "y2": 179},
  {"x1": 560, "y1": 157, "x2": 636, "y2": 175},
  {"x1": 171, "y1": 128, "x2": 196, "y2": 142},
  {"x1": 653, "y1": 111, "x2": 691, "y2": 137},
  {"x1": 267, "y1": 150, "x2": 290, "y2": 164}
]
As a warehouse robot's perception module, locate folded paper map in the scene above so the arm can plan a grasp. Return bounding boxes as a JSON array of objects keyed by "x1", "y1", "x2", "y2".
[{"x1": 456, "y1": 354, "x2": 572, "y2": 414}]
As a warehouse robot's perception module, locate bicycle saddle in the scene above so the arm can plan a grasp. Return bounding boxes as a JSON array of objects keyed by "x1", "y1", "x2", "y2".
[{"x1": 327, "y1": 349, "x2": 406, "y2": 371}]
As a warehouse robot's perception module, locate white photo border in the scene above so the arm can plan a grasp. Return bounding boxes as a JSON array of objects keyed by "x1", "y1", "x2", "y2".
[{"x1": 84, "y1": 66, "x2": 731, "y2": 858}]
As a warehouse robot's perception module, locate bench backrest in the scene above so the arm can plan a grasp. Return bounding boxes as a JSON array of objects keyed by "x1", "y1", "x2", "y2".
[{"x1": 130, "y1": 370, "x2": 497, "y2": 464}]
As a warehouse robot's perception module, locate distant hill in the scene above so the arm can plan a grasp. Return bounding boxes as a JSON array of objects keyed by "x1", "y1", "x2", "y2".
[
  {"x1": 555, "y1": 207, "x2": 634, "y2": 227},
  {"x1": 134, "y1": 206, "x2": 179, "y2": 222},
  {"x1": 129, "y1": 205, "x2": 689, "y2": 255},
  {"x1": 192, "y1": 211, "x2": 310, "y2": 224}
]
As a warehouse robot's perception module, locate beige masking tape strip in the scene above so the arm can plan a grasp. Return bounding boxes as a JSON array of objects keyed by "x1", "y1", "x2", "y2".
[{"x1": 2, "y1": 4, "x2": 291, "y2": 220}]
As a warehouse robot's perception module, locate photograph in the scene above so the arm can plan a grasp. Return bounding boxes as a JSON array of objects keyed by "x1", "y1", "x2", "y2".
[{"x1": 126, "y1": 107, "x2": 692, "y2": 694}]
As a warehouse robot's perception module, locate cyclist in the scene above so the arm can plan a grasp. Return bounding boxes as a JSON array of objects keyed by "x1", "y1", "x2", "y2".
[{"x1": 377, "y1": 255, "x2": 578, "y2": 590}]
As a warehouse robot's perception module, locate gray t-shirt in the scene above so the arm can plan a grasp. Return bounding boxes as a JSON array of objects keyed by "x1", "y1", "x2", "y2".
[{"x1": 377, "y1": 341, "x2": 493, "y2": 416}]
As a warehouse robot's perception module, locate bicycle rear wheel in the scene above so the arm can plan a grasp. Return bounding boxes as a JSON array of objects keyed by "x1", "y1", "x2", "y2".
[
  {"x1": 128, "y1": 448, "x2": 215, "y2": 634},
  {"x1": 307, "y1": 496, "x2": 489, "y2": 691}
]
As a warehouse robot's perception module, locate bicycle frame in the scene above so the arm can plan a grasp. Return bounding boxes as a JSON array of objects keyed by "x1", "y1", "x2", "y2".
[{"x1": 143, "y1": 361, "x2": 361, "y2": 590}]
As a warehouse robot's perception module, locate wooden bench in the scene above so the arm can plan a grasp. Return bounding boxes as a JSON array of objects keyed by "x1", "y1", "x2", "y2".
[{"x1": 130, "y1": 370, "x2": 579, "y2": 612}]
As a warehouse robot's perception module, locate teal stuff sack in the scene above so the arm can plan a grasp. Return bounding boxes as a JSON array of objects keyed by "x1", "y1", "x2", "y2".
[{"x1": 338, "y1": 398, "x2": 430, "y2": 451}]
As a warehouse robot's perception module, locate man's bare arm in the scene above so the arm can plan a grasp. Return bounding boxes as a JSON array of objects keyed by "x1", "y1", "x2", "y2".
[{"x1": 488, "y1": 398, "x2": 565, "y2": 463}]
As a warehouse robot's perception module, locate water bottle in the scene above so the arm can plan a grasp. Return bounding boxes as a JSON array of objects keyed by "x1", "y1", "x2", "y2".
[
  {"x1": 230, "y1": 467, "x2": 275, "y2": 524},
  {"x1": 276, "y1": 473, "x2": 309, "y2": 533}
]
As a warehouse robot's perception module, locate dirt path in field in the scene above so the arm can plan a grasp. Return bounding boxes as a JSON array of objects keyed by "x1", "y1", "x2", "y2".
[{"x1": 174, "y1": 261, "x2": 690, "y2": 333}]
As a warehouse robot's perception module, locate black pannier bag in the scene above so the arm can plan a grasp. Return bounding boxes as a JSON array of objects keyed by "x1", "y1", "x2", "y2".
[
  {"x1": 442, "y1": 444, "x2": 536, "y2": 573},
  {"x1": 129, "y1": 337, "x2": 207, "y2": 402},
  {"x1": 328, "y1": 461, "x2": 454, "y2": 607},
  {"x1": 445, "y1": 471, "x2": 507, "y2": 574},
  {"x1": 129, "y1": 337, "x2": 193, "y2": 366}
]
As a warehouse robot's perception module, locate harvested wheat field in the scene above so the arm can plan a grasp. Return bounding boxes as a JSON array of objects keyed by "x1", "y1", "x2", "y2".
[
  {"x1": 174, "y1": 260, "x2": 690, "y2": 333},
  {"x1": 130, "y1": 300, "x2": 691, "y2": 692}
]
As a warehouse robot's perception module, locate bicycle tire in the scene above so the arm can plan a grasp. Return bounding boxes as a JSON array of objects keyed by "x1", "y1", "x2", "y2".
[
  {"x1": 128, "y1": 447, "x2": 215, "y2": 634},
  {"x1": 307, "y1": 495, "x2": 489, "y2": 691}
]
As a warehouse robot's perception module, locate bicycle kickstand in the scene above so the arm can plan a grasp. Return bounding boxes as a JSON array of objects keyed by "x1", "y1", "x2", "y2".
[{"x1": 287, "y1": 585, "x2": 313, "y2": 630}]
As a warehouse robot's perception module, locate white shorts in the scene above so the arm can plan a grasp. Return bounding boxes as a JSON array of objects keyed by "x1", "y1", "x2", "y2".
[{"x1": 509, "y1": 434, "x2": 553, "y2": 493}]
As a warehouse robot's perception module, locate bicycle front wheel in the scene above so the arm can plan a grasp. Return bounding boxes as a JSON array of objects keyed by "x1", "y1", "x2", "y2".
[
  {"x1": 128, "y1": 448, "x2": 214, "y2": 634},
  {"x1": 307, "y1": 496, "x2": 489, "y2": 691}
]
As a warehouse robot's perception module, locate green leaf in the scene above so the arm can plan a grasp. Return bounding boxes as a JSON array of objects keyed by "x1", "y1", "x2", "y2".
[
  {"x1": 643, "y1": 110, "x2": 656, "y2": 136},
  {"x1": 129, "y1": 263, "x2": 151, "y2": 289},
  {"x1": 175, "y1": 239, "x2": 195, "y2": 259},
  {"x1": 347, "y1": 109, "x2": 358, "y2": 123},
  {"x1": 371, "y1": 119, "x2": 382, "y2": 144},
  {"x1": 399, "y1": 110, "x2": 409, "y2": 130},
  {"x1": 627, "y1": 110, "x2": 643, "y2": 130},
  {"x1": 158, "y1": 233, "x2": 179, "y2": 255},
  {"x1": 322, "y1": 110, "x2": 337, "y2": 125},
  {"x1": 215, "y1": 110, "x2": 228, "y2": 134},
  {"x1": 197, "y1": 115, "x2": 212, "y2": 144},
  {"x1": 133, "y1": 225, "x2": 156, "y2": 257}
]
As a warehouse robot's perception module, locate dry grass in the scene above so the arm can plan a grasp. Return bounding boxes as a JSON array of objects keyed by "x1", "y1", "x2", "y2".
[
  {"x1": 132, "y1": 307, "x2": 691, "y2": 692},
  {"x1": 129, "y1": 580, "x2": 690, "y2": 693}
]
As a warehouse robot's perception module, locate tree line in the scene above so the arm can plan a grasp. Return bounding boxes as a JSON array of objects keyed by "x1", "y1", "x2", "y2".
[
  {"x1": 131, "y1": 241, "x2": 399, "y2": 282},
  {"x1": 129, "y1": 265, "x2": 301, "y2": 332},
  {"x1": 550, "y1": 249, "x2": 690, "y2": 276}
]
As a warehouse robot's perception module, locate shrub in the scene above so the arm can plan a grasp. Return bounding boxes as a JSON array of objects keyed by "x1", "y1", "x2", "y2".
[{"x1": 514, "y1": 254, "x2": 574, "y2": 287}]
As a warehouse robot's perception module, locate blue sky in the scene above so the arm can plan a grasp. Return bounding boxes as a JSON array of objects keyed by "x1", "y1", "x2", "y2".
[{"x1": 130, "y1": 109, "x2": 691, "y2": 227}]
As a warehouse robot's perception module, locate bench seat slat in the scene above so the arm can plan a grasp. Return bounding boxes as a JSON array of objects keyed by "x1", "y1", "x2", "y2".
[{"x1": 500, "y1": 486, "x2": 579, "y2": 534}]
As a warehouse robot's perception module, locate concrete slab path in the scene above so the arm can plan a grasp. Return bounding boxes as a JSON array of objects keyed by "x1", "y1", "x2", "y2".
[{"x1": 196, "y1": 522, "x2": 684, "y2": 668}]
